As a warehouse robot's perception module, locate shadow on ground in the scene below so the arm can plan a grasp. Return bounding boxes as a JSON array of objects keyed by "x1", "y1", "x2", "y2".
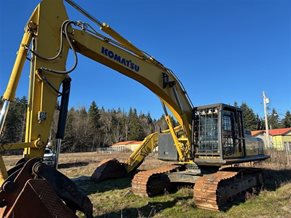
[
  {"x1": 94, "y1": 196, "x2": 192, "y2": 218},
  {"x1": 74, "y1": 176, "x2": 132, "y2": 194},
  {"x1": 58, "y1": 161, "x2": 90, "y2": 169},
  {"x1": 262, "y1": 168, "x2": 291, "y2": 190}
]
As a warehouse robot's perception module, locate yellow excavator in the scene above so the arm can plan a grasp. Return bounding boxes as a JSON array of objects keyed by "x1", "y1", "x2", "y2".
[{"x1": 0, "y1": 0, "x2": 269, "y2": 217}]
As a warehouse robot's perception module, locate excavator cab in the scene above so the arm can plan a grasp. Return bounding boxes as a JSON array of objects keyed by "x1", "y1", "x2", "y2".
[
  {"x1": 158, "y1": 104, "x2": 267, "y2": 166},
  {"x1": 194, "y1": 104, "x2": 245, "y2": 162},
  {"x1": 193, "y1": 104, "x2": 267, "y2": 166}
]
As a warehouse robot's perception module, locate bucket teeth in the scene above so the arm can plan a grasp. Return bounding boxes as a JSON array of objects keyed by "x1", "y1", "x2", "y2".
[{"x1": 91, "y1": 158, "x2": 127, "y2": 182}]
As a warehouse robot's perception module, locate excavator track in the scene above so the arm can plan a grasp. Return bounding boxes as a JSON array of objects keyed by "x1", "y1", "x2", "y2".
[
  {"x1": 132, "y1": 164, "x2": 182, "y2": 197},
  {"x1": 193, "y1": 167, "x2": 262, "y2": 211}
]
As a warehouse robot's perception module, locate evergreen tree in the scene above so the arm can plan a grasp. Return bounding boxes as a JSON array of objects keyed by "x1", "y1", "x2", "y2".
[
  {"x1": 62, "y1": 108, "x2": 76, "y2": 152},
  {"x1": 256, "y1": 114, "x2": 265, "y2": 130},
  {"x1": 240, "y1": 103, "x2": 258, "y2": 130},
  {"x1": 281, "y1": 111, "x2": 291, "y2": 128},
  {"x1": 88, "y1": 101, "x2": 101, "y2": 129},
  {"x1": 128, "y1": 108, "x2": 145, "y2": 140},
  {"x1": 88, "y1": 101, "x2": 103, "y2": 149},
  {"x1": 268, "y1": 108, "x2": 280, "y2": 129},
  {"x1": 111, "y1": 110, "x2": 123, "y2": 143},
  {"x1": 0, "y1": 97, "x2": 27, "y2": 145}
]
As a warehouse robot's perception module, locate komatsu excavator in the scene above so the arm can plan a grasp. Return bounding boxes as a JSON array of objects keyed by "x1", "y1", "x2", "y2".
[{"x1": 0, "y1": 0, "x2": 269, "y2": 217}]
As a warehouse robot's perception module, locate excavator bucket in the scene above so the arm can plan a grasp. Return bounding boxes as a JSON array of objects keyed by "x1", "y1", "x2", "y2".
[
  {"x1": 91, "y1": 133, "x2": 159, "y2": 183},
  {"x1": 0, "y1": 179, "x2": 77, "y2": 218},
  {"x1": 0, "y1": 158, "x2": 93, "y2": 218},
  {"x1": 91, "y1": 158, "x2": 127, "y2": 182}
]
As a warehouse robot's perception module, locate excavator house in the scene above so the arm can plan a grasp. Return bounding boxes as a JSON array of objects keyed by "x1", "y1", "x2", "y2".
[{"x1": 0, "y1": 0, "x2": 269, "y2": 217}]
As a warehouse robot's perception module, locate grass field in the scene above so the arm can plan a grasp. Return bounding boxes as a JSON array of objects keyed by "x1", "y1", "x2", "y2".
[{"x1": 3, "y1": 152, "x2": 291, "y2": 218}]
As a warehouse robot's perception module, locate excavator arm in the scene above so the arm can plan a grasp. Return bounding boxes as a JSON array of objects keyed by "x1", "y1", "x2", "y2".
[
  {"x1": 0, "y1": 0, "x2": 70, "y2": 160},
  {"x1": 0, "y1": 0, "x2": 195, "y2": 216}
]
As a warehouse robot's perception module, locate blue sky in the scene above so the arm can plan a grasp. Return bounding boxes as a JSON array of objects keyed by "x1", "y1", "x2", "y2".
[{"x1": 0, "y1": 0, "x2": 290, "y2": 119}]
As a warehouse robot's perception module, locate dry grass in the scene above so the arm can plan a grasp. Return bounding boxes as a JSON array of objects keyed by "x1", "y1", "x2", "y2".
[{"x1": 2, "y1": 151, "x2": 291, "y2": 218}]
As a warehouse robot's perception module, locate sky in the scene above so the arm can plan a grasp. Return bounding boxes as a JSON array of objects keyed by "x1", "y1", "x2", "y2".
[{"x1": 0, "y1": 0, "x2": 290, "y2": 119}]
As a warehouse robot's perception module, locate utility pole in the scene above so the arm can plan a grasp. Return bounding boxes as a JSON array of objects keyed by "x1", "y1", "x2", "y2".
[{"x1": 263, "y1": 91, "x2": 270, "y2": 148}]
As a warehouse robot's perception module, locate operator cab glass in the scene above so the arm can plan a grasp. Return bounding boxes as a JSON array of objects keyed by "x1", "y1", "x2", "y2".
[
  {"x1": 193, "y1": 104, "x2": 247, "y2": 166},
  {"x1": 195, "y1": 109, "x2": 219, "y2": 154}
]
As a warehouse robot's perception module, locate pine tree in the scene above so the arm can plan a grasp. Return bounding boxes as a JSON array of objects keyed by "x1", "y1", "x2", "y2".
[
  {"x1": 88, "y1": 101, "x2": 101, "y2": 130},
  {"x1": 268, "y1": 108, "x2": 280, "y2": 129},
  {"x1": 0, "y1": 97, "x2": 27, "y2": 145},
  {"x1": 128, "y1": 108, "x2": 145, "y2": 140},
  {"x1": 88, "y1": 101, "x2": 103, "y2": 149},
  {"x1": 256, "y1": 114, "x2": 265, "y2": 130},
  {"x1": 62, "y1": 108, "x2": 76, "y2": 152},
  {"x1": 281, "y1": 111, "x2": 291, "y2": 128},
  {"x1": 240, "y1": 103, "x2": 258, "y2": 131}
]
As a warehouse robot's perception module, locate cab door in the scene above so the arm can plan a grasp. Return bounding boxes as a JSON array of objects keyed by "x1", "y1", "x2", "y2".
[{"x1": 221, "y1": 109, "x2": 245, "y2": 159}]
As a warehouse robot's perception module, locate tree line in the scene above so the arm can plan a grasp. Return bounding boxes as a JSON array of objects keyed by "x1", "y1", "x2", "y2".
[
  {"x1": 0, "y1": 97, "x2": 290, "y2": 152},
  {"x1": 0, "y1": 98, "x2": 168, "y2": 152},
  {"x1": 237, "y1": 102, "x2": 291, "y2": 130},
  {"x1": 60, "y1": 101, "x2": 165, "y2": 152}
]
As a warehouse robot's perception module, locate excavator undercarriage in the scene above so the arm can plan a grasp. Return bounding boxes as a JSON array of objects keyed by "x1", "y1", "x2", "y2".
[
  {"x1": 92, "y1": 159, "x2": 264, "y2": 211},
  {"x1": 91, "y1": 103, "x2": 269, "y2": 211}
]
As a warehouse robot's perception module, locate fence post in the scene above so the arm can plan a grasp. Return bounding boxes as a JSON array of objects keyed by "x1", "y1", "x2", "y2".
[{"x1": 285, "y1": 142, "x2": 290, "y2": 166}]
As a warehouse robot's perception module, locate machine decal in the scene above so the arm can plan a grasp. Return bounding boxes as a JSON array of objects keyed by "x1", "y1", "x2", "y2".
[{"x1": 101, "y1": 46, "x2": 140, "y2": 72}]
